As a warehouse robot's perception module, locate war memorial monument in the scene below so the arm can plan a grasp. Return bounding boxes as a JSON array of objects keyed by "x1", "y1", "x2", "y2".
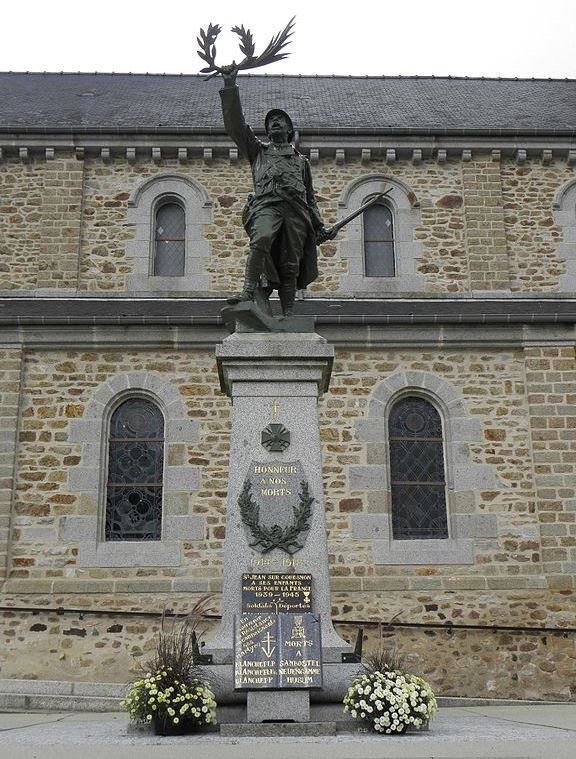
[{"x1": 198, "y1": 19, "x2": 370, "y2": 728}]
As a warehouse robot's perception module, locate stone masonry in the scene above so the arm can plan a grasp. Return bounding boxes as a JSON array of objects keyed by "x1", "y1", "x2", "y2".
[
  {"x1": 461, "y1": 159, "x2": 509, "y2": 290},
  {"x1": 1, "y1": 132, "x2": 576, "y2": 702},
  {"x1": 0, "y1": 151, "x2": 574, "y2": 295}
]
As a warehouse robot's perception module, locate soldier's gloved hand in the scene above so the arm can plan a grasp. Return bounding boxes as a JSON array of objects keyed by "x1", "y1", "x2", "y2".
[
  {"x1": 220, "y1": 64, "x2": 239, "y2": 88},
  {"x1": 316, "y1": 226, "x2": 336, "y2": 245}
]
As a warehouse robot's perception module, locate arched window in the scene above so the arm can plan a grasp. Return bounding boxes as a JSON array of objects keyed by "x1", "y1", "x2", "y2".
[
  {"x1": 153, "y1": 199, "x2": 185, "y2": 276},
  {"x1": 388, "y1": 396, "x2": 448, "y2": 540},
  {"x1": 363, "y1": 200, "x2": 395, "y2": 277},
  {"x1": 105, "y1": 398, "x2": 164, "y2": 541}
]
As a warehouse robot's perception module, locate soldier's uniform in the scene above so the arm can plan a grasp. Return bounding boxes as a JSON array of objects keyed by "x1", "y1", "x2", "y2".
[{"x1": 220, "y1": 84, "x2": 325, "y2": 314}]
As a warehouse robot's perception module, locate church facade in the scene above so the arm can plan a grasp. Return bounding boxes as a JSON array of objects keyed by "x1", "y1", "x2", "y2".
[{"x1": 0, "y1": 72, "x2": 575, "y2": 700}]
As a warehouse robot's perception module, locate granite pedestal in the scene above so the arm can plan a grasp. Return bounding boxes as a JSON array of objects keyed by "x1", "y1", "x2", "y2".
[{"x1": 205, "y1": 331, "x2": 356, "y2": 724}]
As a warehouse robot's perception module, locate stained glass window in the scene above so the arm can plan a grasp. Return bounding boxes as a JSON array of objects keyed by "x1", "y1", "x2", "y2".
[
  {"x1": 105, "y1": 398, "x2": 164, "y2": 541},
  {"x1": 364, "y1": 201, "x2": 395, "y2": 277},
  {"x1": 388, "y1": 396, "x2": 448, "y2": 540},
  {"x1": 154, "y1": 200, "x2": 185, "y2": 276}
]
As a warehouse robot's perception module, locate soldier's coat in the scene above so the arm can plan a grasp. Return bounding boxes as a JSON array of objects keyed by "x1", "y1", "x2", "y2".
[{"x1": 220, "y1": 85, "x2": 323, "y2": 288}]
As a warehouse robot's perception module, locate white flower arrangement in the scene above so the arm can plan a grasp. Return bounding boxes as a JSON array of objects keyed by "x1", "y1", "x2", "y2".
[
  {"x1": 122, "y1": 666, "x2": 217, "y2": 732},
  {"x1": 343, "y1": 670, "x2": 437, "y2": 734}
]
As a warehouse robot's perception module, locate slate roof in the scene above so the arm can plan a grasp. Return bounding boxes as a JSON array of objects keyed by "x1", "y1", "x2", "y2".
[{"x1": 1, "y1": 71, "x2": 575, "y2": 135}]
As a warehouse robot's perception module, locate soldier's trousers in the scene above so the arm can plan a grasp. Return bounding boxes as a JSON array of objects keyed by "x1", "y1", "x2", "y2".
[{"x1": 246, "y1": 202, "x2": 308, "y2": 285}]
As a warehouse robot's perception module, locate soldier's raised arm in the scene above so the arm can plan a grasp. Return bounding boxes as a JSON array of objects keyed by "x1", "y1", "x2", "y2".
[{"x1": 219, "y1": 65, "x2": 260, "y2": 163}]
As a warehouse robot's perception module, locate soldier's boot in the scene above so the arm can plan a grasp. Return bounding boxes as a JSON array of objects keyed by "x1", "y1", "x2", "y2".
[
  {"x1": 278, "y1": 282, "x2": 297, "y2": 318},
  {"x1": 227, "y1": 254, "x2": 261, "y2": 305}
]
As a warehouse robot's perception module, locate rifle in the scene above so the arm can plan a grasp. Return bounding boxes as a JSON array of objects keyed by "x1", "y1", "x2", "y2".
[{"x1": 319, "y1": 187, "x2": 393, "y2": 243}]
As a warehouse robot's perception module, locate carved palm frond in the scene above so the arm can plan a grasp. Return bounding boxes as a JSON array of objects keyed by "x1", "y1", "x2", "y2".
[
  {"x1": 235, "y1": 16, "x2": 295, "y2": 72},
  {"x1": 197, "y1": 18, "x2": 295, "y2": 79},
  {"x1": 231, "y1": 24, "x2": 255, "y2": 61},
  {"x1": 196, "y1": 23, "x2": 223, "y2": 75}
]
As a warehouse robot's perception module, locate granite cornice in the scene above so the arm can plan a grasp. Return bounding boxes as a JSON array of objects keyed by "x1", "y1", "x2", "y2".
[
  {"x1": 0, "y1": 131, "x2": 574, "y2": 164},
  {"x1": 0, "y1": 297, "x2": 575, "y2": 349}
]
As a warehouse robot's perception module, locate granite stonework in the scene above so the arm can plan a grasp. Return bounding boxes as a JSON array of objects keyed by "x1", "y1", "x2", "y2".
[
  {"x1": 208, "y1": 331, "x2": 350, "y2": 666},
  {"x1": 203, "y1": 329, "x2": 361, "y2": 721},
  {"x1": 246, "y1": 690, "x2": 310, "y2": 723}
]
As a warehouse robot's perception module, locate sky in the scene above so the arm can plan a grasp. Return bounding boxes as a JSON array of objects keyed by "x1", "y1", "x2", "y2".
[{"x1": 2, "y1": 0, "x2": 575, "y2": 79}]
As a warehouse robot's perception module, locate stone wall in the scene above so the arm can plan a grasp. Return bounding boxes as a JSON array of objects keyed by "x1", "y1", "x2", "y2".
[
  {"x1": 2, "y1": 152, "x2": 575, "y2": 294},
  {"x1": 0, "y1": 349, "x2": 23, "y2": 581},
  {"x1": 2, "y1": 143, "x2": 576, "y2": 700},
  {"x1": 7, "y1": 348, "x2": 229, "y2": 591},
  {"x1": 525, "y1": 346, "x2": 576, "y2": 589},
  {"x1": 0, "y1": 590, "x2": 573, "y2": 700},
  {"x1": 1, "y1": 345, "x2": 555, "y2": 589},
  {"x1": 0, "y1": 343, "x2": 574, "y2": 698},
  {"x1": 501, "y1": 159, "x2": 574, "y2": 291},
  {"x1": 461, "y1": 159, "x2": 508, "y2": 290},
  {"x1": 0, "y1": 160, "x2": 45, "y2": 290}
]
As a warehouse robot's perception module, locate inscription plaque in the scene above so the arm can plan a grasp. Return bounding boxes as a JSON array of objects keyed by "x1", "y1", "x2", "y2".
[
  {"x1": 242, "y1": 573, "x2": 312, "y2": 613},
  {"x1": 234, "y1": 612, "x2": 322, "y2": 690}
]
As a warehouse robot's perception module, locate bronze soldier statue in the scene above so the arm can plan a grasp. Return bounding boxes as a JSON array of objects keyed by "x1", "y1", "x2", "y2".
[
  {"x1": 198, "y1": 20, "x2": 385, "y2": 320},
  {"x1": 218, "y1": 64, "x2": 332, "y2": 317}
]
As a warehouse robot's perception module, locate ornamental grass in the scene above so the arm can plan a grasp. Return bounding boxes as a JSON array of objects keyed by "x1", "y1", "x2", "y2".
[{"x1": 122, "y1": 595, "x2": 218, "y2": 733}]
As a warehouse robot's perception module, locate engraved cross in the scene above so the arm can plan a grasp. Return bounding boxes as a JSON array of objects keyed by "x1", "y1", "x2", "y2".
[{"x1": 269, "y1": 399, "x2": 280, "y2": 419}]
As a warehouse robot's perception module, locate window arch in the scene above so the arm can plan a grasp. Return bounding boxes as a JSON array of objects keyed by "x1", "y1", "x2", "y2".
[
  {"x1": 388, "y1": 395, "x2": 448, "y2": 540},
  {"x1": 338, "y1": 175, "x2": 423, "y2": 293},
  {"x1": 153, "y1": 197, "x2": 186, "y2": 276},
  {"x1": 126, "y1": 173, "x2": 212, "y2": 292},
  {"x1": 105, "y1": 397, "x2": 165, "y2": 541},
  {"x1": 363, "y1": 199, "x2": 395, "y2": 277}
]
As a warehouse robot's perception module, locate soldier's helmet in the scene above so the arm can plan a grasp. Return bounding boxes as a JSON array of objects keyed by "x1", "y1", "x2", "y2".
[{"x1": 264, "y1": 108, "x2": 294, "y2": 141}]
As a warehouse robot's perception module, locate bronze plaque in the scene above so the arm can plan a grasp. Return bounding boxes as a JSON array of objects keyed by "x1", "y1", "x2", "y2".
[
  {"x1": 234, "y1": 613, "x2": 278, "y2": 690},
  {"x1": 278, "y1": 612, "x2": 322, "y2": 688},
  {"x1": 241, "y1": 573, "x2": 312, "y2": 613},
  {"x1": 234, "y1": 612, "x2": 322, "y2": 690}
]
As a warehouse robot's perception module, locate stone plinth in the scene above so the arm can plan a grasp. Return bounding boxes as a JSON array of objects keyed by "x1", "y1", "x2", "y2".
[{"x1": 207, "y1": 331, "x2": 350, "y2": 665}]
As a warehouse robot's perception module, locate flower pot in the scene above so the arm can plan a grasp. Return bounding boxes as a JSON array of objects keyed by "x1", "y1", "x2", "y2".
[{"x1": 153, "y1": 715, "x2": 196, "y2": 736}]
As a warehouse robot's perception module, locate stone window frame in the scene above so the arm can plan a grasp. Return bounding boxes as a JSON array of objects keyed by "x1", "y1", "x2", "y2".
[
  {"x1": 349, "y1": 371, "x2": 497, "y2": 565},
  {"x1": 153, "y1": 196, "x2": 186, "y2": 276},
  {"x1": 60, "y1": 372, "x2": 204, "y2": 567},
  {"x1": 105, "y1": 395, "x2": 165, "y2": 541},
  {"x1": 338, "y1": 174, "x2": 424, "y2": 294},
  {"x1": 363, "y1": 198, "x2": 396, "y2": 277},
  {"x1": 125, "y1": 173, "x2": 212, "y2": 292},
  {"x1": 387, "y1": 393, "x2": 449, "y2": 540},
  {"x1": 554, "y1": 177, "x2": 576, "y2": 290}
]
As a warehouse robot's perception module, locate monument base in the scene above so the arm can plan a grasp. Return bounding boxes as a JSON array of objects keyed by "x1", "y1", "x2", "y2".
[
  {"x1": 220, "y1": 721, "x2": 337, "y2": 737},
  {"x1": 247, "y1": 690, "x2": 310, "y2": 723},
  {"x1": 199, "y1": 662, "x2": 362, "y2": 705}
]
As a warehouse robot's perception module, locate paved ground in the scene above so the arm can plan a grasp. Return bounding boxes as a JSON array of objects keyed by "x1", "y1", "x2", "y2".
[{"x1": 0, "y1": 705, "x2": 575, "y2": 759}]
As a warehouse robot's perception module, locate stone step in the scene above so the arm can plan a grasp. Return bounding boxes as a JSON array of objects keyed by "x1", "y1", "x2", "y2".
[
  {"x1": 221, "y1": 721, "x2": 337, "y2": 737},
  {"x1": 0, "y1": 692, "x2": 122, "y2": 712},
  {"x1": 0, "y1": 678, "x2": 567, "y2": 714}
]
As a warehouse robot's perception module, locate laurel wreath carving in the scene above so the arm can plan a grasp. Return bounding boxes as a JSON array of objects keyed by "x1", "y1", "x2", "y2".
[{"x1": 239, "y1": 478, "x2": 313, "y2": 555}]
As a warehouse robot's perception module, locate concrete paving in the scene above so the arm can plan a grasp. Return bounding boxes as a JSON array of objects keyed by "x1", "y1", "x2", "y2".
[{"x1": 0, "y1": 705, "x2": 575, "y2": 759}]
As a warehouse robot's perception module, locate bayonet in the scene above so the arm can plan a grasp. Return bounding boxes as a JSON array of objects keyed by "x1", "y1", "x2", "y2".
[{"x1": 322, "y1": 187, "x2": 393, "y2": 242}]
